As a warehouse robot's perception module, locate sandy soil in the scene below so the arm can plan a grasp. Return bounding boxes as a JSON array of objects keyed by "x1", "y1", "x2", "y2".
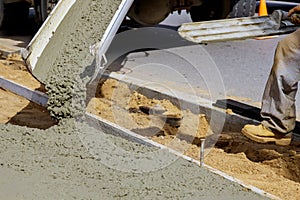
[
  {"x1": 0, "y1": 55, "x2": 56, "y2": 129},
  {"x1": 0, "y1": 55, "x2": 300, "y2": 199}
]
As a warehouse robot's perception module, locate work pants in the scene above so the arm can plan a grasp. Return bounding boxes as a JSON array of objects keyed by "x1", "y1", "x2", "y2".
[{"x1": 261, "y1": 28, "x2": 300, "y2": 134}]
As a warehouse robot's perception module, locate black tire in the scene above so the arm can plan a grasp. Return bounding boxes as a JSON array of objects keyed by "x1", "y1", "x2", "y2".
[
  {"x1": 228, "y1": 0, "x2": 256, "y2": 18},
  {"x1": 128, "y1": 0, "x2": 171, "y2": 26},
  {"x1": 34, "y1": 0, "x2": 47, "y2": 25},
  {"x1": 1, "y1": 2, "x2": 30, "y2": 30},
  {"x1": 35, "y1": 0, "x2": 58, "y2": 26}
]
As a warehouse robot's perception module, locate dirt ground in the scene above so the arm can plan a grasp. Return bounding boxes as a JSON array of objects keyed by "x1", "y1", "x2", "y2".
[
  {"x1": 0, "y1": 54, "x2": 300, "y2": 200},
  {"x1": 0, "y1": 54, "x2": 57, "y2": 129}
]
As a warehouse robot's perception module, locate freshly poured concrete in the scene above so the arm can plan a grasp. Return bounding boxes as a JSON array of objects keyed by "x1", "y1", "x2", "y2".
[{"x1": 0, "y1": 119, "x2": 269, "y2": 199}]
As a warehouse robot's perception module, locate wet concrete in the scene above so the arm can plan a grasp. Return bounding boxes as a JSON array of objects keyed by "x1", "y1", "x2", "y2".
[
  {"x1": 35, "y1": 0, "x2": 122, "y2": 119},
  {"x1": 0, "y1": 119, "x2": 269, "y2": 199}
]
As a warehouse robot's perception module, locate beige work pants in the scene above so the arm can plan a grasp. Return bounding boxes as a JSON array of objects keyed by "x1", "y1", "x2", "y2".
[{"x1": 261, "y1": 29, "x2": 300, "y2": 134}]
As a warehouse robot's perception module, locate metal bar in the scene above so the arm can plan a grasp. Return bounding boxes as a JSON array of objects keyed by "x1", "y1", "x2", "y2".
[
  {"x1": 0, "y1": 76, "x2": 48, "y2": 107},
  {"x1": 214, "y1": 99, "x2": 262, "y2": 121},
  {"x1": 264, "y1": 0, "x2": 299, "y2": 8},
  {"x1": 200, "y1": 139, "x2": 205, "y2": 167}
]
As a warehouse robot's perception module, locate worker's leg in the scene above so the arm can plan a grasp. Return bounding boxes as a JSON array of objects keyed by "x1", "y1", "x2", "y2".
[
  {"x1": 242, "y1": 29, "x2": 300, "y2": 145},
  {"x1": 261, "y1": 29, "x2": 300, "y2": 134}
]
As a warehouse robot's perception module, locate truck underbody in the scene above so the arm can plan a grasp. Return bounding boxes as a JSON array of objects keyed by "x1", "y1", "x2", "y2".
[
  {"x1": 0, "y1": 0, "x2": 256, "y2": 29},
  {"x1": 128, "y1": 0, "x2": 256, "y2": 25}
]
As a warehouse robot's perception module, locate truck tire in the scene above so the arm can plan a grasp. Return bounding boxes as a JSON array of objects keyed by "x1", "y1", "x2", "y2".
[
  {"x1": 35, "y1": 0, "x2": 58, "y2": 26},
  {"x1": 0, "y1": 0, "x2": 3, "y2": 28},
  {"x1": 190, "y1": 0, "x2": 255, "y2": 22},
  {"x1": 228, "y1": 0, "x2": 256, "y2": 18},
  {"x1": 35, "y1": 0, "x2": 47, "y2": 25},
  {"x1": 128, "y1": 0, "x2": 171, "y2": 26}
]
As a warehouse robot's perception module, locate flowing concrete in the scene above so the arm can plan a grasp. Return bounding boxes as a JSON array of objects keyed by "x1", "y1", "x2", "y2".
[{"x1": 39, "y1": 0, "x2": 123, "y2": 119}]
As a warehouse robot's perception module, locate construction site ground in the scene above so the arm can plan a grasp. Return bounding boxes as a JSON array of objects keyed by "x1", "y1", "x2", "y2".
[{"x1": 1, "y1": 10, "x2": 300, "y2": 199}]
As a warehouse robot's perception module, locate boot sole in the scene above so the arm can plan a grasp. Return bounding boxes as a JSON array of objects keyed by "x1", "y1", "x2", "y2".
[{"x1": 241, "y1": 128, "x2": 291, "y2": 146}]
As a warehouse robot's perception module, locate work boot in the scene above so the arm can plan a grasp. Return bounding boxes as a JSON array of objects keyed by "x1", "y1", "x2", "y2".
[{"x1": 241, "y1": 124, "x2": 291, "y2": 146}]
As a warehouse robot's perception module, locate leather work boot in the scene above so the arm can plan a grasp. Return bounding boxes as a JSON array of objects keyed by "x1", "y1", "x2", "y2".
[{"x1": 241, "y1": 124, "x2": 291, "y2": 146}]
